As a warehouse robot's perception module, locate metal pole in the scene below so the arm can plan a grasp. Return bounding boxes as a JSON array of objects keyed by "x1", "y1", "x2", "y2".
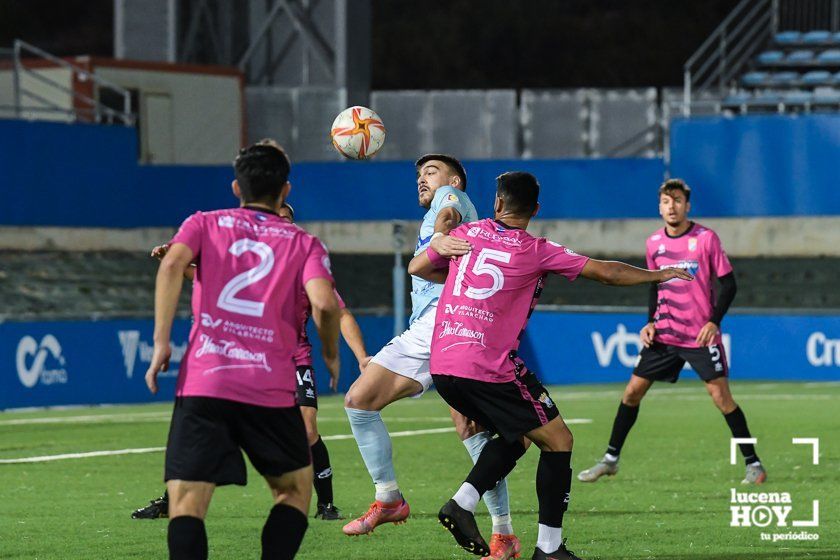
[
  {"x1": 392, "y1": 222, "x2": 406, "y2": 337},
  {"x1": 683, "y1": 68, "x2": 691, "y2": 117},
  {"x1": 772, "y1": 0, "x2": 780, "y2": 35}
]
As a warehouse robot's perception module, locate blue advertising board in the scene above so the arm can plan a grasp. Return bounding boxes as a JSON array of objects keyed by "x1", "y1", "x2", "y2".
[{"x1": 2, "y1": 312, "x2": 838, "y2": 410}]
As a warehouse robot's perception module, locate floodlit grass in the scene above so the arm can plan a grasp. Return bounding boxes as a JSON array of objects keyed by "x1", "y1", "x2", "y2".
[{"x1": 1, "y1": 381, "x2": 837, "y2": 559}]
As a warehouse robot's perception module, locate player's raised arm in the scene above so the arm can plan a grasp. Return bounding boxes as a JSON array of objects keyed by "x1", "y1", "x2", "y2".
[
  {"x1": 581, "y1": 259, "x2": 694, "y2": 286},
  {"x1": 407, "y1": 242, "x2": 452, "y2": 284},
  {"x1": 146, "y1": 242, "x2": 193, "y2": 394},
  {"x1": 305, "y1": 278, "x2": 341, "y2": 388}
]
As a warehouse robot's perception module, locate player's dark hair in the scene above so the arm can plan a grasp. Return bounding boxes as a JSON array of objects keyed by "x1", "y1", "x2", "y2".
[
  {"x1": 659, "y1": 178, "x2": 691, "y2": 202},
  {"x1": 280, "y1": 201, "x2": 295, "y2": 220},
  {"x1": 233, "y1": 143, "x2": 291, "y2": 204},
  {"x1": 496, "y1": 171, "x2": 539, "y2": 216},
  {"x1": 414, "y1": 153, "x2": 468, "y2": 190}
]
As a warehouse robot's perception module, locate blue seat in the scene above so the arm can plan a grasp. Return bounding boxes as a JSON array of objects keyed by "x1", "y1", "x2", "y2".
[
  {"x1": 802, "y1": 30, "x2": 831, "y2": 44},
  {"x1": 758, "y1": 50, "x2": 784, "y2": 64},
  {"x1": 722, "y1": 93, "x2": 752, "y2": 106},
  {"x1": 771, "y1": 71, "x2": 799, "y2": 85},
  {"x1": 782, "y1": 90, "x2": 813, "y2": 104},
  {"x1": 833, "y1": 32, "x2": 840, "y2": 45},
  {"x1": 812, "y1": 89, "x2": 840, "y2": 103},
  {"x1": 742, "y1": 71, "x2": 770, "y2": 86},
  {"x1": 817, "y1": 49, "x2": 840, "y2": 63},
  {"x1": 787, "y1": 50, "x2": 815, "y2": 63},
  {"x1": 802, "y1": 70, "x2": 832, "y2": 86},
  {"x1": 775, "y1": 31, "x2": 801, "y2": 44},
  {"x1": 834, "y1": 71, "x2": 840, "y2": 85}
]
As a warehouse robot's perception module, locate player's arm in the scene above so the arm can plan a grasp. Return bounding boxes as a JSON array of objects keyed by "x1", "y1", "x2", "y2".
[
  {"x1": 305, "y1": 278, "x2": 342, "y2": 390},
  {"x1": 339, "y1": 308, "x2": 371, "y2": 373},
  {"x1": 640, "y1": 283, "x2": 658, "y2": 347},
  {"x1": 408, "y1": 244, "x2": 451, "y2": 284},
  {"x1": 580, "y1": 259, "x2": 694, "y2": 286},
  {"x1": 430, "y1": 208, "x2": 473, "y2": 258},
  {"x1": 696, "y1": 272, "x2": 737, "y2": 346},
  {"x1": 151, "y1": 243, "x2": 195, "y2": 280},
  {"x1": 146, "y1": 243, "x2": 193, "y2": 394}
]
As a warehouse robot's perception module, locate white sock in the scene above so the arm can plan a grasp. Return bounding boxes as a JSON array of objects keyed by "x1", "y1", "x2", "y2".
[
  {"x1": 604, "y1": 453, "x2": 619, "y2": 463},
  {"x1": 374, "y1": 480, "x2": 401, "y2": 503},
  {"x1": 491, "y1": 513, "x2": 513, "y2": 535},
  {"x1": 536, "y1": 523, "x2": 563, "y2": 554},
  {"x1": 453, "y1": 482, "x2": 480, "y2": 513}
]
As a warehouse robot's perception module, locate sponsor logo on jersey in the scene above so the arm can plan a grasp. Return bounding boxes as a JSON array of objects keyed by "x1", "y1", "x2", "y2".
[
  {"x1": 201, "y1": 313, "x2": 223, "y2": 328},
  {"x1": 658, "y1": 243, "x2": 666, "y2": 255},
  {"x1": 118, "y1": 330, "x2": 187, "y2": 378},
  {"x1": 16, "y1": 335, "x2": 68, "y2": 388},
  {"x1": 255, "y1": 214, "x2": 267, "y2": 221},
  {"x1": 466, "y1": 227, "x2": 521, "y2": 246},
  {"x1": 660, "y1": 259, "x2": 699, "y2": 277},
  {"x1": 218, "y1": 215, "x2": 235, "y2": 228},
  {"x1": 467, "y1": 226, "x2": 481, "y2": 238},
  {"x1": 444, "y1": 303, "x2": 495, "y2": 323},
  {"x1": 438, "y1": 320, "x2": 487, "y2": 351},
  {"x1": 688, "y1": 237, "x2": 698, "y2": 252},
  {"x1": 651, "y1": 234, "x2": 662, "y2": 241},
  {"x1": 195, "y1": 334, "x2": 271, "y2": 372}
]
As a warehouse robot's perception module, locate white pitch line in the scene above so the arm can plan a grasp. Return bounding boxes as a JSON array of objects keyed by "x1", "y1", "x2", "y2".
[{"x1": 0, "y1": 420, "x2": 592, "y2": 464}]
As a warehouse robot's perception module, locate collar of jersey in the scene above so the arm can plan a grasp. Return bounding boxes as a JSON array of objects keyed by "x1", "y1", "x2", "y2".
[
  {"x1": 664, "y1": 221, "x2": 695, "y2": 239},
  {"x1": 493, "y1": 218, "x2": 523, "y2": 231},
  {"x1": 242, "y1": 205, "x2": 280, "y2": 217}
]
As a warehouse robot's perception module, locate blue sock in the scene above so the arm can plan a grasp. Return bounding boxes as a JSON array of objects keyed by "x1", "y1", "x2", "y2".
[
  {"x1": 345, "y1": 408, "x2": 401, "y2": 502},
  {"x1": 463, "y1": 432, "x2": 513, "y2": 534}
]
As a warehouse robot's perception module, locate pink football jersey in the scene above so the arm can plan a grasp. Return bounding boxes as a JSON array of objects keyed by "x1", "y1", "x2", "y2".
[
  {"x1": 293, "y1": 288, "x2": 346, "y2": 367},
  {"x1": 430, "y1": 219, "x2": 590, "y2": 383},
  {"x1": 646, "y1": 222, "x2": 733, "y2": 348},
  {"x1": 170, "y1": 207, "x2": 334, "y2": 407}
]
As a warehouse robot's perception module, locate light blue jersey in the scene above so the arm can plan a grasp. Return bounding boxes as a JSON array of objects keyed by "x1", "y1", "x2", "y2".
[{"x1": 409, "y1": 186, "x2": 478, "y2": 325}]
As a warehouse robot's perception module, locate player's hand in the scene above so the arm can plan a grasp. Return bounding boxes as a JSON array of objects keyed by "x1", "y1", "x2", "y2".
[
  {"x1": 150, "y1": 244, "x2": 170, "y2": 260},
  {"x1": 358, "y1": 356, "x2": 373, "y2": 376},
  {"x1": 657, "y1": 268, "x2": 693, "y2": 283},
  {"x1": 324, "y1": 353, "x2": 340, "y2": 392},
  {"x1": 145, "y1": 342, "x2": 171, "y2": 394},
  {"x1": 640, "y1": 322, "x2": 656, "y2": 348},
  {"x1": 695, "y1": 321, "x2": 719, "y2": 347},
  {"x1": 431, "y1": 235, "x2": 471, "y2": 259}
]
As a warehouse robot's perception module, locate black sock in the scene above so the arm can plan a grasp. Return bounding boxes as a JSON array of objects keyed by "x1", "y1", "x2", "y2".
[
  {"x1": 168, "y1": 516, "x2": 208, "y2": 560},
  {"x1": 465, "y1": 437, "x2": 527, "y2": 495},
  {"x1": 310, "y1": 437, "x2": 334, "y2": 505},
  {"x1": 537, "y1": 451, "x2": 573, "y2": 528},
  {"x1": 724, "y1": 406, "x2": 760, "y2": 465},
  {"x1": 261, "y1": 504, "x2": 308, "y2": 560},
  {"x1": 605, "y1": 402, "x2": 640, "y2": 458}
]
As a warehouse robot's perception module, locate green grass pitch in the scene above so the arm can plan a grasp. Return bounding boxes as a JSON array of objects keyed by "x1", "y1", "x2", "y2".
[{"x1": 1, "y1": 380, "x2": 837, "y2": 559}]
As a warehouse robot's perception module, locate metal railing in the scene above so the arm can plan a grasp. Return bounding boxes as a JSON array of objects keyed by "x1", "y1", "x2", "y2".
[
  {"x1": 10, "y1": 39, "x2": 134, "y2": 126},
  {"x1": 682, "y1": 0, "x2": 840, "y2": 116}
]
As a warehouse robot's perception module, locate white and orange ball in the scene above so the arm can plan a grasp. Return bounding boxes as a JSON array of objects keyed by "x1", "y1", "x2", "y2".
[{"x1": 330, "y1": 106, "x2": 386, "y2": 160}]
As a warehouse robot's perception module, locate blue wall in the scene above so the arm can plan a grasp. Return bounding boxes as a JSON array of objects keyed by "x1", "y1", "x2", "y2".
[
  {"x1": 0, "y1": 114, "x2": 837, "y2": 226},
  {"x1": 3, "y1": 311, "x2": 837, "y2": 410},
  {"x1": 669, "y1": 114, "x2": 840, "y2": 217}
]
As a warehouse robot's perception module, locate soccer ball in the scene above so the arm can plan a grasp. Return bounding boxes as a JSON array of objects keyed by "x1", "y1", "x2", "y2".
[{"x1": 330, "y1": 106, "x2": 386, "y2": 160}]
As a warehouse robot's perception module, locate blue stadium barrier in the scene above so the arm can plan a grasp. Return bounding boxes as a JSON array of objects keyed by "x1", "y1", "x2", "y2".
[
  {"x1": 3, "y1": 311, "x2": 838, "y2": 410},
  {"x1": 669, "y1": 114, "x2": 840, "y2": 216},
  {"x1": 0, "y1": 114, "x2": 838, "y2": 225}
]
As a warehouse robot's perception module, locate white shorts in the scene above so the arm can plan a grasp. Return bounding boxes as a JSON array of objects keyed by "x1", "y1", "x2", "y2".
[{"x1": 370, "y1": 305, "x2": 435, "y2": 397}]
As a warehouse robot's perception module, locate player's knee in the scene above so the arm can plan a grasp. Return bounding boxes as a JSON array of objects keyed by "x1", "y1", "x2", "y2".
[{"x1": 622, "y1": 390, "x2": 644, "y2": 407}]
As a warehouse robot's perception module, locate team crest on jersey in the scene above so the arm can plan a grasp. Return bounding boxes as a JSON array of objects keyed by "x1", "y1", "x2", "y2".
[
  {"x1": 538, "y1": 392, "x2": 555, "y2": 409},
  {"x1": 446, "y1": 193, "x2": 459, "y2": 202},
  {"x1": 255, "y1": 214, "x2": 267, "y2": 221},
  {"x1": 688, "y1": 237, "x2": 697, "y2": 252}
]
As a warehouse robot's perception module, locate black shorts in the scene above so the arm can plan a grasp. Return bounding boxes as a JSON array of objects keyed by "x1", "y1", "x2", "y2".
[
  {"x1": 633, "y1": 342, "x2": 729, "y2": 383},
  {"x1": 295, "y1": 365, "x2": 318, "y2": 409},
  {"x1": 164, "y1": 396, "x2": 311, "y2": 486},
  {"x1": 432, "y1": 371, "x2": 560, "y2": 443}
]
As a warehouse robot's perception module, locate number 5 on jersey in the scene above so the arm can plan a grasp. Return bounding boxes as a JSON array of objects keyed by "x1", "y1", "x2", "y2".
[{"x1": 452, "y1": 248, "x2": 511, "y2": 300}]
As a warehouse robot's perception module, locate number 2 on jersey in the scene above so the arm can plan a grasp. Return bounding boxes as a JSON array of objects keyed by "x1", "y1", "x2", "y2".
[
  {"x1": 217, "y1": 238, "x2": 275, "y2": 317},
  {"x1": 452, "y1": 248, "x2": 511, "y2": 300}
]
